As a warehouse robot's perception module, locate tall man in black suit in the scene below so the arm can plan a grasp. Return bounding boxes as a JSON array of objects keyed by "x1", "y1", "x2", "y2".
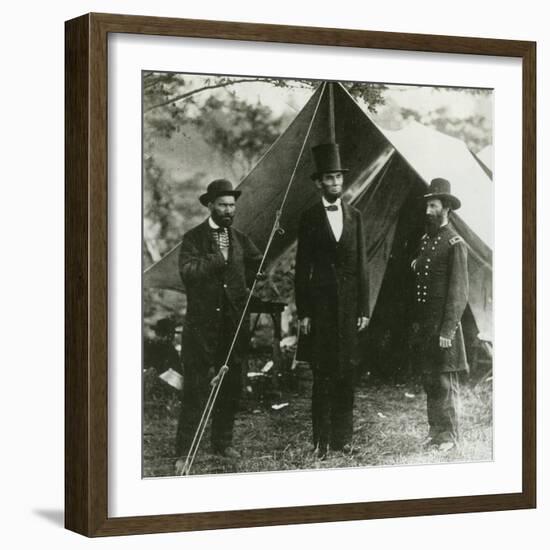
[
  {"x1": 174, "y1": 179, "x2": 262, "y2": 471},
  {"x1": 295, "y1": 143, "x2": 370, "y2": 459}
]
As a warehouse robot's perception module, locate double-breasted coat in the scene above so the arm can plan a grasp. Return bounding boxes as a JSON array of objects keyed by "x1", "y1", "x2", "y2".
[{"x1": 411, "y1": 224, "x2": 469, "y2": 373}]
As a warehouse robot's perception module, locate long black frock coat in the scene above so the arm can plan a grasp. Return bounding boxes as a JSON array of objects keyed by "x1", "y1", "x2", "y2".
[{"x1": 294, "y1": 201, "x2": 369, "y2": 376}]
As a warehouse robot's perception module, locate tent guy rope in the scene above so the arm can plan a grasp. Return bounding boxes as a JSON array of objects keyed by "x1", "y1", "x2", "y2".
[{"x1": 177, "y1": 82, "x2": 328, "y2": 476}]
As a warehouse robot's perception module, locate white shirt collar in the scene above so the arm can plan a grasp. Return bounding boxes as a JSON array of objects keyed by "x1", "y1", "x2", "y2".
[
  {"x1": 208, "y1": 216, "x2": 221, "y2": 229},
  {"x1": 321, "y1": 197, "x2": 342, "y2": 209}
]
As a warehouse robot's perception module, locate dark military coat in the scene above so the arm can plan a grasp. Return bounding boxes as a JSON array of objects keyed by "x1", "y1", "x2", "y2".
[
  {"x1": 295, "y1": 201, "x2": 369, "y2": 376},
  {"x1": 411, "y1": 223, "x2": 469, "y2": 373},
  {"x1": 178, "y1": 219, "x2": 262, "y2": 372}
]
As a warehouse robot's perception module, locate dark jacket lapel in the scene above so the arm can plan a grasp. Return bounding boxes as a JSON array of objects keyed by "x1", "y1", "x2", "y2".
[
  {"x1": 198, "y1": 218, "x2": 228, "y2": 266},
  {"x1": 316, "y1": 201, "x2": 338, "y2": 244},
  {"x1": 198, "y1": 218, "x2": 215, "y2": 251},
  {"x1": 339, "y1": 201, "x2": 353, "y2": 245},
  {"x1": 227, "y1": 225, "x2": 240, "y2": 264}
]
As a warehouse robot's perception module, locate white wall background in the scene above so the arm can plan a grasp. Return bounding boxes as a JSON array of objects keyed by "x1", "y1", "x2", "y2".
[{"x1": 0, "y1": 0, "x2": 545, "y2": 547}]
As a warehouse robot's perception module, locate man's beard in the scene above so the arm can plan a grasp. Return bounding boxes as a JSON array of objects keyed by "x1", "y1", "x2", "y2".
[
  {"x1": 323, "y1": 188, "x2": 342, "y2": 203},
  {"x1": 212, "y1": 211, "x2": 234, "y2": 227},
  {"x1": 425, "y1": 213, "x2": 444, "y2": 235}
]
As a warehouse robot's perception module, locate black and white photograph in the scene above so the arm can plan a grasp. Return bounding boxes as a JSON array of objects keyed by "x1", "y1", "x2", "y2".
[
  {"x1": 3, "y1": 0, "x2": 545, "y2": 544},
  {"x1": 142, "y1": 72, "x2": 494, "y2": 477}
]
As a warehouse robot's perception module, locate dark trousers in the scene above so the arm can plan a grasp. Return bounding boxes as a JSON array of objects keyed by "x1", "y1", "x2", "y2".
[
  {"x1": 309, "y1": 287, "x2": 355, "y2": 452},
  {"x1": 422, "y1": 371, "x2": 461, "y2": 444},
  {"x1": 311, "y1": 370, "x2": 354, "y2": 452},
  {"x1": 175, "y1": 305, "x2": 243, "y2": 457}
]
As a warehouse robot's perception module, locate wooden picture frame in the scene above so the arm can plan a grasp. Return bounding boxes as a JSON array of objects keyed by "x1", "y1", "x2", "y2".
[{"x1": 65, "y1": 12, "x2": 536, "y2": 537}]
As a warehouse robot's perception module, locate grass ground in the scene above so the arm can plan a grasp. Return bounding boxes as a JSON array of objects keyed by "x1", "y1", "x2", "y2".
[{"x1": 143, "y1": 365, "x2": 493, "y2": 477}]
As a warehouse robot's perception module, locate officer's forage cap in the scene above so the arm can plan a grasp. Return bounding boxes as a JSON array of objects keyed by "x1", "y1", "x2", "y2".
[{"x1": 423, "y1": 178, "x2": 461, "y2": 210}]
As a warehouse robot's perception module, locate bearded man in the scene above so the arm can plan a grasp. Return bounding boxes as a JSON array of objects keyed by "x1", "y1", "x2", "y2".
[
  {"x1": 174, "y1": 179, "x2": 262, "y2": 468},
  {"x1": 411, "y1": 178, "x2": 469, "y2": 452},
  {"x1": 295, "y1": 143, "x2": 370, "y2": 459}
]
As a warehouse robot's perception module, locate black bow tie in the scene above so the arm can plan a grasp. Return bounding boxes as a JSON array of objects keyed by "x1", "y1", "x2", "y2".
[{"x1": 325, "y1": 204, "x2": 338, "y2": 212}]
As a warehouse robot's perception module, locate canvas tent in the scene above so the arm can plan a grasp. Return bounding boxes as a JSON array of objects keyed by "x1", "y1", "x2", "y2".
[
  {"x1": 375, "y1": 121, "x2": 493, "y2": 342},
  {"x1": 472, "y1": 144, "x2": 494, "y2": 178},
  {"x1": 144, "y1": 82, "x2": 493, "y2": 374}
]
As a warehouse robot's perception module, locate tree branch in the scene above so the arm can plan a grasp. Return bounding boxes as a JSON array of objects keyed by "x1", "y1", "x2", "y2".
[
  {"x1": 143, "y1": 79, "x2": 162, "y2": 91},
  {"x1": 144, "y1": 78, "x2": 285, "y2": 113}
]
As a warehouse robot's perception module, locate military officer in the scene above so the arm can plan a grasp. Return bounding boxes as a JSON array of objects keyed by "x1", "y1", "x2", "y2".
[{"x1": 411, "y1": 178, "x2": 469, "y2": 452}]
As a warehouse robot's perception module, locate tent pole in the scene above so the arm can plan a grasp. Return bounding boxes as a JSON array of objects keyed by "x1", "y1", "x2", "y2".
[{"x1": 329, "y1": 81, "x2": 336, "y2": 142}]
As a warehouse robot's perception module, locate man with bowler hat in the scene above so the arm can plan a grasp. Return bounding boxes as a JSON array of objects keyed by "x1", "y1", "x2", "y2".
[
  {"x1": 411, "y1": 177, "x2": 469, "y2": 452},
  {"x1": 174, "y1": 179, "x2": 262, "y2": 469},
  {"x1": 295, "y1": 143, "x2": 370, "y2": 459}
]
